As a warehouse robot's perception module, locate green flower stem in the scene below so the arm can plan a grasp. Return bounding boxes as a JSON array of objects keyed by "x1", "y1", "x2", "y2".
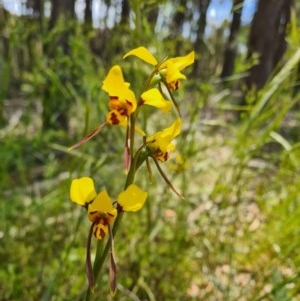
[
  {"x1": 91, "y1": 239, "x2": 104, "y2": 286},
  {"x1": 141, "y1": 58, "x2": 168, "y2": 94},
  {"x1": 129, "y1": 114, "x2": 136, "y2": 159}
]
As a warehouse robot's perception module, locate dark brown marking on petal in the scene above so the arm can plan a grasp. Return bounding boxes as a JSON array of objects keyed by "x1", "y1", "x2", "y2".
[
  {"x1": 163, "y1": 152, "x2": 169, "y2": 161},
  {"x1": 126, "y1": 100, "x2": 133, "y2": 108},
  {"x1": 119, "y1": 108, "x2": 128, "y2": 116},
  {"x1": 110, "y1": 112, "x2": 120, "y2": 125},
  {"x1": 155, "y1": 151, "x2": 169, "y2": 162},
  {"x1": 100, "y1": 228, "x2": 105, "y2": 239},
  {"x1": 93, "y1": 224, "x2": 106, "y2": 239}
]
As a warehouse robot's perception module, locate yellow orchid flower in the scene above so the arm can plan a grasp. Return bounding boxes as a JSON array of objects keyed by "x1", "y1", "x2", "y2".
[
  {"x1": 70, "y1": 177, "x2": 117, "y2": 239},
  {"x1": 88, "y1": 190, "x2": 118, "y2": 239},
  {"x1": 103, "y1": 65, "x2": 173, "y2": 119},
  {"x1": 147, "y1": 118, "x2": 182, "y2": 162},
  {"x1": 70, "y1": 177, "x2": 148, "y2": 239},
  {"x1": 102, "y1": 65, "x2": 137, "y2": 125},
  {"x1": 123, "y1": 46, "x2": 195, "y2": 91}
]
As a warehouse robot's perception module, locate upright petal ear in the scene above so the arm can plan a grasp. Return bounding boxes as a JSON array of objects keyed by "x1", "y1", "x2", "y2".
[
  {"x1": 123, "y1": 46, "x2": 158, "y2": 66},
  {"x1": 89, "y1": 190, "x2": 114, "y2": 213},
  {"x1": 70, "y1": 177, "x2": 97, "y2": 206},
  {"x1": 118, "y1": 184, "x2": 148, "y2": 212},
  {"x1": 102, "y1": 65, "x2": 127, "y2": 95}
]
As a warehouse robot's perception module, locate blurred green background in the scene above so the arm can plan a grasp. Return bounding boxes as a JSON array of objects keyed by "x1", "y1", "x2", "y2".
[{"x1": 0, "y1": 0, "x2": 300, "y2": 300}]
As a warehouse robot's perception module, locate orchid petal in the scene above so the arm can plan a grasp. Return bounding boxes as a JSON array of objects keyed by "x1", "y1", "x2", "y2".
[
  {"x1": 89, "y1": 190, "x2": 115, "y2": 214},
  {"x1": 160, "y1": 51, "x2": 195, "y2": 71},
  {"x1": 70, "y1": 177, "x2": 97, "y2": 206},
  {"x1": 102, "y1": 65, "x2": 128, "y2": 96},
  {"x1": 141, "y1": 88, "x2": 172, "y2": 112},
  {"x1": 118, "y1": 184, "x2": 148, "y2": 212},
  {"x1": 123, "y1": 46, "x2": 158, "y2": 66},
  {"x1": 165, "y1": 61, "x2": 186, "y2": 84}
]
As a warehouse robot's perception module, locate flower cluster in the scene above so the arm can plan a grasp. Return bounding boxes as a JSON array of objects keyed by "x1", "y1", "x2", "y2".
[
  {"x1": 69, "y1": 46, "x2": 194, "y2": 295},
  {"x1": 70, "y1": 177, "x2": 147, "y2": 239}
]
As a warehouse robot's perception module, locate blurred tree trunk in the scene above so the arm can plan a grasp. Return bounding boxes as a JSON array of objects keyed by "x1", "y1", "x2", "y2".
[
  {"x1": 48, "y1": 0, "x2": 75, "y2": 56},
  {"x1": 146, "y1": 2, "x2": 159, "y2": 27},
  {"x1": 49, "y1": 0, "x2": 75, "y2": 30},
  {"x1": 26, "y1": 0, "x2": 42, "y2": 18},
  {"x1": 192, "y1": 0, "x2": 211, "y2": 77},
  {"x1": 171, "y1": 0, "x2": 186, "y2": 36},
  {"x1": 84, "y1": 0, "x2": 93, "y2": 28},
  {"x1": 120, "y1": 0, "x2": 130, "y2": 25},
  {"x1": 246, "y1": 0, "x2": 294, "y2": 90},
  {"x1": 220, "y1": 0, "x2": 244, "y2": 79},
  {"x1": 0, "y1": 7, "x2": 9, "y2": 125},
  {"x1": 42, "y1": 0, "x2": 76, "y2": 131},
  {"x1": 167, "y1": 0, "x2": 187, "y2": 52}
]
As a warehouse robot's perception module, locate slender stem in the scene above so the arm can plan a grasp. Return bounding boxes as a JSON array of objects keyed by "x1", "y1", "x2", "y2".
[
  {"x1": 86, "y1": 223, "x2": 95, "y2": 292},
  {"x1": 129, "y1": 114, "x2": 136, "y2": 159},
  {"x1": 161, "y1": 80, "x2": 181, "y2": 117},
  {"x1": 85, "y1": 223, "x2": 102, "y2": 301},
  {"x1": 151, "y1": 156, "x2": 184, "y2": 199},
  {"x1": 108, "y1": 224, "x2": 117, "y2": 294},
  {"x1": 140, "y1": 57, "x2": 168, "y2": 95}
]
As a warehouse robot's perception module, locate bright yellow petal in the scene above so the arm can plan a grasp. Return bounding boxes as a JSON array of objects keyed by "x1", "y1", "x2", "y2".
[
  {"x1": 165, "y1": 61, "x2": 186, "y2": 84},
  {"x1": 123, "y1": 46, "x2": 158, "y2": 66},
  {"x1": 162, "y1": 118, "x2": 182, "y2": 139},
  {"x1": 158, "y1": 119, "x2": 181, "y2": 152},
  {"x1": 172, "y1": 51, "x2": 195, "y2": 70},
  {"x1": 102, "y1": 65, "x2": 126, "y2": 95},
  {"x1": 70, "y1": 177, "x2": 97, "y2": 206},
  {"x1": 118, "y1": 184, "x2": 148, "y2": 212},
  {"x1": 88, "y1": 190, "x2": 116, "y2": 215},
  {"x1": 147, "y1": 118, "x2": 182, "y2": 153},
  {"x1": 102, "y1": 66, "x2": 137, "y2": 117},
  {"x1": 161, "y1": 51, "x2": 195, "y2": 71},
  {"x1": 102, "y1": 65, "x2": 136, "y2": 100},
  {"x1": 141, "y1": 88, "x2": 172, "y2": 112}
]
